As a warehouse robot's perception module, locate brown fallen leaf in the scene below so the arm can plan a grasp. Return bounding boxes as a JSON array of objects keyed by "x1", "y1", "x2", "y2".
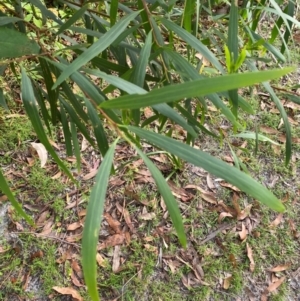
[
  {"x1": 99, "y1": 233, "x2": 125, "y2": 250},
  {"x1": 269, "y1": 213, "x2": 283, "y2": 228},
  {"x1": 82, "y1": 169, "x2": 98, "y2": 180},
  {"x1": 218, "y1": 212, "x2": 233, "y2": 223},
  {"x1": 238, "y1": 204, "x2": 252, "y2": 220},
  {"x1": 115, "y1": 202, "x2": 133, "y2": 232},
  {"x1": 260, "y1": 126, "x2": 278, "y2": 135},
  {"x1": 185, "y1": 184, "x2": 217, "y2": 204},
  {"x1": 246, "y1": 243, "x2": 255, "y2": 272},
  {"x1": 96, "y1": 253, "x2": 106, "y2": 267},
  {"x1": 139, "y1": 212, "x2": 156, "y2": 220},
  {"x1": 219, "y1": 182, "x2": 240, "y2": 192},
  {"x1": 104, "y1": 213, "x2": 121, "y2": 234},
  {"x1": 239, "y1": 222, "x2": 247, "y2": 241},
  {"x1": 223, "y1": 274, "x2": 232, "y2": 290},
  {"x1": 206, "y1": 174, "x2": 215, "y2": 190},
  {"x1": 266, "y1": 276, "x2": 286, "y2": 293},
  {"x1": 52, "y1": 286, "x2": 83, "y2": 301},
  {"x1": 30, "y1": 142, "x2": 48, "y2": 167},
  {"x1": 267, "y1": 264, "x2": 291, "y2": 272},
  {"x1": 67, "y1": 222, "x2": 82, "y2": 231},
  {"x1": 71, "y1": 271, "x2": 84, "y2": 287},
  {"x1": 112, "y1": 245, "x2": 121, "y2": 273}
]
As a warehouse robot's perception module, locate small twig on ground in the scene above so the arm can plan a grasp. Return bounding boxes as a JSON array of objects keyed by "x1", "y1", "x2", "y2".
[{"x1": 199, "y1": 223, "x2": 235, "y2": 245}]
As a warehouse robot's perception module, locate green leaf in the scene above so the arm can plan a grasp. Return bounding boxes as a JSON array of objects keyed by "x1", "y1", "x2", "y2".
[
  {"x1": 82, "y1": 140, "x2": 117, "y2": 301},
  {"x1": 0, "y1": 168, "x2": 33, "y2": 225},
  {"x1": 56, "y1": 4, "x2": 88, "y2": 35},
  {"x1": 135, "y1": 147, "x2": 187, "y2": 247},
  {"x1": 0, "y1": 88, "x2": 9, "y2": 110},
  {"x1": 101, "y1": 68, "x2": 294, "y2": 109},
  {"x1": 110, "y1": 0, "x2": 119, "y2": 27},
  {"x1": 231, "y1": 132, "x2": 280, "y2": 145},
  {"x1": 21, "y1": 69, "x2": 74, "y2": 181},
  {"x1": 53, "y1": 11, "x2": 140, "y2": 89},
  {"x1": 160, "y1": 17, "x2": 224, "y2": 73},
  {"x1": 0, "y1": 16, "x2": 22, "y2": 26},
  {"x1": 128, "y1": 126, "x2": 285, "y2": 212},
  {"x1": 0, "y1": 27, "x2": 40, "y2": 59}
]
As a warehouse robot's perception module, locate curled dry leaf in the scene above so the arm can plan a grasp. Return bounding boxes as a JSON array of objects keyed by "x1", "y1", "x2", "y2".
[
  {"x1": 269, "y1": 213, "x2": 283, "y2": 228},
  {"x1": 67, "y1": 222, "x2": 82, "y2": 231},
  {"x1": 238, "y1": 204, "x2": 252, "y2": 220},
  {"x1": 267, "y1": 264, "x2": 291, "y2": 272},
  {"x1": 139, "y1": 212, "x2": 156, "y2": 220},
  {"x1": 239, "y1": 222, "x2": 247, "y2": 241},
  {"x1": 52, "y1": 286, "x2": 83, "y2": 301},
  {"x1": 219, "y1": 182, "x2": 240, "y2": 192},
  {"x1": 267, "y1": 276, "x2": 286, "y2": 293},
  {"x1": 30, "y1": 142, "x2": 48, "y2": 167},
  {"x1": 246, "y1": 243, "x2": 255, "y2": 272},
  {"x1": 223, "y1": 274, "x2": 232, "y2": 290},
  {"x1": 104, "y1": 212, "x2": 121, "y2": 234},
  {"x1": 218, "y1": 212, "x2": 233, "y2": 223},
  {"x1": 185, "y1": 185, "x2": 217, "y2": 204}
]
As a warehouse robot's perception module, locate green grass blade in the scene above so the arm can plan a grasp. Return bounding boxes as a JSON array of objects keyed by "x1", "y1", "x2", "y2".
[
  {"x1": 110, "y1": 0, "x2": 119, "y2": 27},
  {"x1": 100, "y1": 68, "x2": 294, "y2": 109},
  {"x1": 0, "y1": 16, "x2": 22, "y2": 25},
  {"x1": 21, "y1": 69, "x2": 74, "y2": 181},
  {"x1": 131, "y1": 31, "x2": 152, "y2": 87},
  {"x1": 59, "y1": 104, "x2": 73, "y2": 156},
  {"x1": 160, "y1": 17, "x2": 224, "y2": 73},
  {"x1": 53, "y1": 11, "x2": 140, "y2": 88},
  {"x1": 182, "y1": 0, "x2": 194, "y2": 33},
  {"x1": 231, "y1": 132, "x2": 280, "y2": 145},
  {"x1": 135, "y1": 147, "x2": 187, "y2": 247},
  {"x1": 0, "y1": 88, "x2": 9, "y2": 110},
  {"x1": 128, "y1": 126, "x2": 285, "y2": 212},
  {"x1": 0, "y1": 168, "x2": 33, "y2": 225},
  {"x1": 246, "y1": 61, "x2": 292, "y2": 165},
  {"x1": 82, "y1": 140, "x2": 118, "y2": 301},
  {"x1": 70, "y1": 122, "x2": 81, "y2": 172}
]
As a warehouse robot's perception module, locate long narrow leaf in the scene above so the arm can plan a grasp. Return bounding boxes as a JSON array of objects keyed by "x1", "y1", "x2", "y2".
[
  {"x1": 135, "y1": 147, "x2": 187, "y2": 246},
  {"x1": 0, "y1": 168, "x2": 33, "y2": 225},
  {"x1": 100, "y1": 68, "x2": 294, "y2": 109},
  {"x1": 53, "y1": 11, "x2": 140, "y2": 88},
  {"x1": 21, "y1": 69, "x2": 74, "y2": 180},
  {"x1": 128, "y1": 126, "x2": 285, "y2": 212},
  {"x1": 82, "y1": 140, "x2": 117, "y2": 301},
  {"x1": 160, "y1": 17, "x2": 224, "y2": 73}
]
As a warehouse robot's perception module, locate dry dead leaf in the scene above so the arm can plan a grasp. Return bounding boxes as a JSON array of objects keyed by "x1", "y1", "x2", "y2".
[
  {"x1": 239, "y1": 222, "x2": 247, "y2": 241},
  {"x1": 139, "y1": 212, "x2": 156, "y2": 220},
  {"x1": 269, "y1": 213, "x2": 283, "y2": 228},
  {"x1": 219, "y1": 182, "x2": 240, "y2": 192},
  {"x1": 30, "y1": 142, "x2": 48, "y2": 167},
  {"x1": 82, "y1": 169, "x2": 98, "y2": 180},
  {"x1": 96, "y1": 253, "x2": 106, "y2": 267},
  {"x1": 266, "y1": 276, "x2": 286, "y2": 293},
  {"x1": 112, "y1": 245, "x2": 121, "y2": 273},
  {"x1": 67, "y1": 222, "x2": 82, "y2": 231},
  {"x1": 144, "y1": 107, "x2": 153, "y2": 118},
  {"x1": 52, "y1": 286, "x2": 83, "y2": 301},
  {"x1": 260, "y1": 126, "x2": 278, "y2": 135},
  {"x1": 267, "y1": 264, "x2": 291, "y2": 272},
  {"x1": 104, "y1": 213, "x2": 121, "y2": 234},
  {"x1": 238, "y1": 204, "x2": 252, "y2": 220},
  {"x1": 99, "y1": 233, "x2": 125, "y2": 250},
  {"x1": 246, "y1": 243, "x2": 255, "y2": 272},
  {"x1": 185, "y1": 185, "x2": 217, "y2": 204},
  {"x1": 206, "y1": 174, "x2": 215, "y2": 190},
  {"x1": 218, "y1": 212, "x2": 233, "y2": 223},
  {"x1": 223, "y1": 275, "x2": 232, "y2": 290},
  {"x1": 115, "y1": 202, "x2": 133, "y2": 232},
  {"x1": 71, "y1": 271, "x2": 84, "y2": 287}
]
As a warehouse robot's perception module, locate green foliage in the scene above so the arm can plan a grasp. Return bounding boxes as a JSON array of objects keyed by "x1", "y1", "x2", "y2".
[{"x1": 0, "y1": 0, "x2": 299, "y2": 300}]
